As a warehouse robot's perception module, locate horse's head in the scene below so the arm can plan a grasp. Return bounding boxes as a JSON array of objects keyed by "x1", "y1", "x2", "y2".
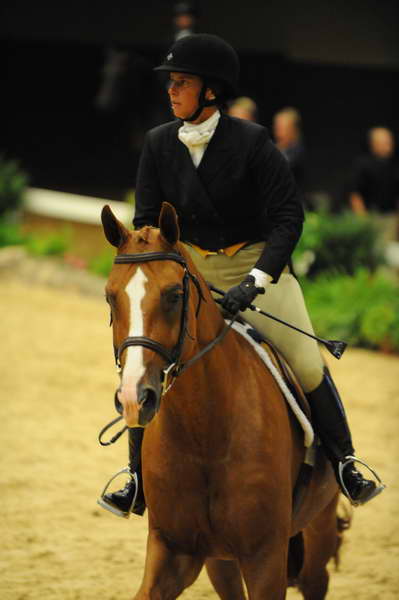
[{"x1": 101, "y1": 202, "x2": 203, "y2": 427}]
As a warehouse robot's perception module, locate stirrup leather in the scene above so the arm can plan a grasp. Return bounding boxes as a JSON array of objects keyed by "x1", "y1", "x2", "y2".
[
  {"x1": 338, "y1": 455, "x2": 386, "y2": 506},
  {"x1": 97, "y1": 467, "x2": 139, "y2": 519}
]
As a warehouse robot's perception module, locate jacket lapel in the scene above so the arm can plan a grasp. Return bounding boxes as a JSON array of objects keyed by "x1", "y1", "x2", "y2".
[
  {"x1": 166, "y1": 114, "x2": 233, "y2": 222},
  {"x1": 169, "y1": 126, "x2": 223, "y2": 222}
]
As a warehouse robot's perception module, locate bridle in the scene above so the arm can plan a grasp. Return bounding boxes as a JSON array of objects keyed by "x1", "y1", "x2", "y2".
[
  {"x1": 98, "y1": 249, "x2": 238, "y2": 444},
  {"x1": 112, "y1": 251, "x2": 237, "y2": 396}
]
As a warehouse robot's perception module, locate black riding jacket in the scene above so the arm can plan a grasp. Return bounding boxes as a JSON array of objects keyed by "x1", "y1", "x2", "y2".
[{"x1": 133, "y1": 113, "x2": 304, "y2": 282}]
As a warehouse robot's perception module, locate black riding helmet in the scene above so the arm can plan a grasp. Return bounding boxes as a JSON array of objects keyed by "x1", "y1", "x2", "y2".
[{"x1": 154, "y1": 33, "x2": 240, "y2": 121}]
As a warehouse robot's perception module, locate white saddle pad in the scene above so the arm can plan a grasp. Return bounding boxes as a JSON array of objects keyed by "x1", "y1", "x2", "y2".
[{"x1": 231, "y1": 321, "x2": 314, "y2": 448}]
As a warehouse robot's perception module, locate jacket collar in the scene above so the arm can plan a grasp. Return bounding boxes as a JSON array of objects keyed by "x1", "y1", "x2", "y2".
[{"x1": 172, "y1": 113, "x2": 233, "y2": 186}]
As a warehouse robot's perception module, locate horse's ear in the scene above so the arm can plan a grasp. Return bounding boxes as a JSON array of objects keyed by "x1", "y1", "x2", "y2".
[
  {"x1": 101, "y1": 205, "x2": 130, "y2": 248},
  {"x1": 159, "y1": 202, "x2": 180, "y2": 246}
]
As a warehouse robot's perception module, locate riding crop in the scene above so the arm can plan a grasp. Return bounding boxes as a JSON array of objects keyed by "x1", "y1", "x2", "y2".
[{"x1": 208, "y1": 283, "x2": 347, "y2": 360}]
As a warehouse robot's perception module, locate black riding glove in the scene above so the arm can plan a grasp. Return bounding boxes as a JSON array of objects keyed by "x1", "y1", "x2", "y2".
[{"x1": 221, "y1": 275, "x2": 265, "y2": 314}]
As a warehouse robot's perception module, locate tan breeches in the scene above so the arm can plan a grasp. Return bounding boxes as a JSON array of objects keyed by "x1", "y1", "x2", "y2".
[{"x1": 184, "y1": 242, "x2": 324, "y2": 393}]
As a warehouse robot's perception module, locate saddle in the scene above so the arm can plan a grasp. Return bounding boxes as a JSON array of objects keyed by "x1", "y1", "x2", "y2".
[
  {"x1": 248, "y1": 327, "x2": 312, "y2": 422},
  {"x1": 231, "y1": 318, "x2": 314, "y2": 439},
  {"x1": 231, "y1": 317, "x2": 319, "y2": 515}
]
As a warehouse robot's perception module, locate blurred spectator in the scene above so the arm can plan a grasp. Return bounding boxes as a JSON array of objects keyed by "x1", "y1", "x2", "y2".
[
  {"x1": 349, "y1": 127, "x2": 399, "y2": 241},
  {"x1": 228, "y1": 96, "x2": 258, "y2": 121},
  {"x1": 273, "y1": 107, "x2": 306, "y2": 196},
  {"x1": 94, "y1": 46, "x2": 131, "y2": 113},
  {"x1": 94, "y1": 46, "x2": 159, "y2": 151},
  {"x1": 350, "y1": 127, "x2": 399, "y2": 213},
  {"x1": 173, "y1": 2, "x2": 198, "y2": 41},
  {"x1": 94, "y1": 3, "x2": 199, "y2": 145}
]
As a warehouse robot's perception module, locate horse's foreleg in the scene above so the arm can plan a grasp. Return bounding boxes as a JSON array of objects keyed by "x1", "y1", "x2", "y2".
[
  {"x1": 134, "y1": 529, "x2": 203, "y2": 600},
  {"x1": 239, "y1": 542, "x2": 289, "y2": 600},
  {"x1": 205, "y1": 558, "x2": 247, "y2": 600}
]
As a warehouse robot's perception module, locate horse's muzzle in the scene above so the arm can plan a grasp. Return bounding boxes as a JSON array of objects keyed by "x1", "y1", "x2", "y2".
[{"x1": 138, "y1": 384, "x2": 161, "y2": 426}]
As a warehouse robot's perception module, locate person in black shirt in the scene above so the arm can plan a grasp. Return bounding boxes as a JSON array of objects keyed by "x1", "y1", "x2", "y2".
[
  {"x1": 350, "y1": 127, "x2": 399, "y2": 240},
  {"x1": 273, "y1": 107, "x2": 306, "y2": 197}
]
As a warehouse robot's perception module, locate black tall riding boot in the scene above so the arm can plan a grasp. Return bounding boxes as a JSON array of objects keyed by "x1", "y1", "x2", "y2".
[
  {"x1": 306, "y1": 368, "x2": 384, "y2": 505},
  {"x1": 98, "y1": 427, "x2": 146, "y2": 518}
]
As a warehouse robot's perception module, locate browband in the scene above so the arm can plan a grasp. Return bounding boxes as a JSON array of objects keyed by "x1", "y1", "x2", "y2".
[{"x1": 114, "y1": 252, "x2": 187, "y2": 266}]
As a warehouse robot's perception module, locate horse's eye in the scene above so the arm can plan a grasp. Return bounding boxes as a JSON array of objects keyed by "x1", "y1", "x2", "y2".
[
  {"x1": 162, "y1": 286, "x2": 183, "y2": 312},
  {"x1": 105, "y1": 292, "x2": 116, "y2": 307},
  {"x1": 166, "y1": 291, "x2": 183, "y2": 305},
  {"x1": 105, "y1": 293, "x2": 117, "y2": 324}
]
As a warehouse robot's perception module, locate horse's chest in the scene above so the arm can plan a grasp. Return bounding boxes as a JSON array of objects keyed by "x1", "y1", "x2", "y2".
[{"x1": 145, "y1": 470, "x2": 237, "y2": 558}]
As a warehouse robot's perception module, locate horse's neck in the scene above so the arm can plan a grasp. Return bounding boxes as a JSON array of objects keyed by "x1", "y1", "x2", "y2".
[
  {"x1": 160, "y1": 326, "x2": 243, "y2": 458},
  {"x1": 161, "y1": 246, "x2": 249, "y2": 448},
  {"x1": 196, "y1": 303, "x2": 226, "y2": 347},
  {"x1": 177, "y1": 242, "x2": 226, "y2": 343}
]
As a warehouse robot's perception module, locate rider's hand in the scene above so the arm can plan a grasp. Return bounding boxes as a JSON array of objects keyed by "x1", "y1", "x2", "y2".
[{"x1": 221, "y1": 275, "x2": 265, "y2": 314}]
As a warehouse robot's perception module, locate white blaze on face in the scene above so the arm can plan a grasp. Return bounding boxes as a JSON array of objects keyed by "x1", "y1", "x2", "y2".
[{"x1": 121, "y1": 267, "x2": 148, "y2": 395}]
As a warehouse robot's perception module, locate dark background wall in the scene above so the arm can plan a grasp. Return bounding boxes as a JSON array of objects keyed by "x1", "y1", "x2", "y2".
[
  {"x1": 3, "y1": 0, "x2": 399, "y2": 66},
  {"x1": 2, "y1": 0, "x2": 399, "y2": 206}
]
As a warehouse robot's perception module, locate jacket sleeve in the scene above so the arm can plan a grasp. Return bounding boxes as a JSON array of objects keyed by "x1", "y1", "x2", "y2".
[
  {"x1": 133, "y1": 131, "x2": 165, "y2": 229},
  {"x1": 250, "y1": 130, "x2": 304, "y2": 282}
]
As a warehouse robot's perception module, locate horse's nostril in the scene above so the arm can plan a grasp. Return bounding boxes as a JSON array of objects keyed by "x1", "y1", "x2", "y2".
[
  {"x1": 139, "y1": 387, "x2": 157, "y2": 407},
  {"x1": 138, "y1": 386, "x2": 160, "y2": 426}
]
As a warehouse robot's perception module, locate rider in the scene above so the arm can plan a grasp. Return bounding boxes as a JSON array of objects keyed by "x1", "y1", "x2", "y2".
[{"x1": 98, "y1": 33, "x2": 383, "y2": 518}]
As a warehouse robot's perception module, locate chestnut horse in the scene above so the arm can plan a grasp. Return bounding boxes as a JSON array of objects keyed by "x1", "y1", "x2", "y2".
[{"x1": 101, "y1": 202, "x2": 345, "y2": 600}]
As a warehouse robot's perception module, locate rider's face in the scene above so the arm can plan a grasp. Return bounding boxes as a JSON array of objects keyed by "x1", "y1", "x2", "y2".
[{"x1": 167, "y1": 72, "x2": 203, "y2": 120}]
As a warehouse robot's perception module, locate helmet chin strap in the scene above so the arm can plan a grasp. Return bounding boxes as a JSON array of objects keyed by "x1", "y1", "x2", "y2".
[{"x1": 184, "y1": 81, "x2": 217, "y2": 123}]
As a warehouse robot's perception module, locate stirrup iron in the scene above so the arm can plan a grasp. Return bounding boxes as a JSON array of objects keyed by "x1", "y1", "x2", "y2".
[
  {"x1": 97, "y1": 467, "x2": 139, "y2": 519},
  {"x1": 338, "y1": 455, "x2": 386, "y2": 506}
]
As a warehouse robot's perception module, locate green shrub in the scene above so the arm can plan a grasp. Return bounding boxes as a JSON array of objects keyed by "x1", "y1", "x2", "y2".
[
  {"x1": 0, "y1": 157, "x2": 29, "y2": 215},
  {"x1": 0, "y1": 216, "x2": 70, "y2": 257},
  {"x1": 0, "y1": 220, "x2": 27, "y2": 247},
  {"x1": 302, "y1": 269, "x2": 399, "y2": 352},
  {"x1": 89, "y1": 250, "x2": 115, "y2": 277},
  {"x1": 25, "y1": 229, "x2": 70, "y2": 256},
  {"x1": 293, "y1": 212, "x2": 384, "y2": 278}
]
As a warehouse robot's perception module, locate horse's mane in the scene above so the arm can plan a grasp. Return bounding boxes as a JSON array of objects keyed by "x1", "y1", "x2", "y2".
[
  {"x1": 131, "y1": 227, "x2": 214, "y2": 308},
  {"x1": 133, "y1": 227, "x2": 192, "y2": 262},
  {"x1": 135, "y1": 226, "x2": 157, "y2": 245}
]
